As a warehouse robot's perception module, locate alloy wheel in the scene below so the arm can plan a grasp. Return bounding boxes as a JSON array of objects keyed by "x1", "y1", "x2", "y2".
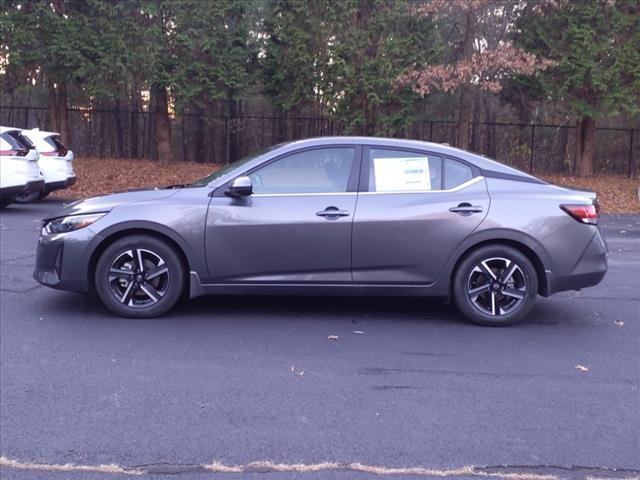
[
  {"x1": 107, "y1": 248, "x2": 170, "y2": 307},
  {"x1": 467, "y1": 257, "x2": 526, "y2": 316}
]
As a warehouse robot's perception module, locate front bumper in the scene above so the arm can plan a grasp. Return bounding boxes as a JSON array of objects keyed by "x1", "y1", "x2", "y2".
[
  {"x1": 544, "y1": 227, "x2": 608, "y2": 295},
  {"x1": 34, "y1": 226, "x2": 99, "y2": 293}
]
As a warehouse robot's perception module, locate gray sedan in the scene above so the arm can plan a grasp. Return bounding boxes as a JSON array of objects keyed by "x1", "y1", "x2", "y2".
[{"x1": 34, "y1": 137, "x2": 607, "y2": 326}]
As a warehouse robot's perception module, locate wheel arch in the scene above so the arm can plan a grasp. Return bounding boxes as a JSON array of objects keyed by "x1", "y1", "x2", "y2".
[
  {"x1": 87, "y1": 223, "x2": 193, "y2": 291},
  {"x1": 442, "y1": 230, "x2": 552, "y2": 297}
]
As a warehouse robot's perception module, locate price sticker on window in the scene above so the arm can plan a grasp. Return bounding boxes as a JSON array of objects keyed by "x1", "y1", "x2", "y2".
[{"x1": 373, "y1": 157, "x2": 431, "y2": 192}]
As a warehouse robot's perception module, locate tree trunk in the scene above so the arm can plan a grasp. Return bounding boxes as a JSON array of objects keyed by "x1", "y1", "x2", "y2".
[
  {"x1": 152, "y1": 84, "x2": 173, "y2": 165},
  {"x1": 575, "y1": 116, "x2": 595, "y2": 177},
  {"x1": 470, "y1": 95, "x2": 481, "y2": 153},
  {"x1": 457, "y1": 88, "x2": 472, "y2": 149},
  {"x1": 484, "y1": 96, "x2": 497, "y2": 159},
  {"x1": 130, "y1": 89, "x2": 139, "y2": 159},
  {"x1": 558, "y1": 125, "x2": 569, "y2": 173},
  {"x1": 456, "y1": 8, "x2": 475, "y2": 150},
  {"x1": 114, "y1": 97, "x2": 124, "y2": 158},
  {"x1": 228, "y1": 96, "x2": 238, "y2": 163},
  {"x1": 57, "y1": 81, "x2": 70, "y2": 145},
  {"x1": 194, "y1": 105, "x2": 206, "y2": 163},
  {"x1": 47, "y1": 80, "x2": 59, "y2": 132}
]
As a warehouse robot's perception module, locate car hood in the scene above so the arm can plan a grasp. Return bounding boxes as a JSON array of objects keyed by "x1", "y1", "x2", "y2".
[{"x1": 47, "y1": 188, "x2": 182, "y2": 219}]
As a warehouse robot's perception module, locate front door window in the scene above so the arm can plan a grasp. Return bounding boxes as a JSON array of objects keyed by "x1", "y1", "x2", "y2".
[{"x1": 250, "y1": 148, "x2": 355, "y2": 194}]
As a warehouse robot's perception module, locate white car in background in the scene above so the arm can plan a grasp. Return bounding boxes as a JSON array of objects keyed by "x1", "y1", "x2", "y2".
[
  {"x1": 15, "y1": 128, "x2": 76, "y2": 202},
  {"x1": 0, "y1": 126, "x2": 44, "y2": 208}
]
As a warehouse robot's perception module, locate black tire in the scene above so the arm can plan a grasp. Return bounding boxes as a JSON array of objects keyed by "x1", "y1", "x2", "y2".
[
  {"x1": 453, "y1": 245, "x2": 538, "y2": 326},
  {"x1": 95, "y1": 235, "x2": 185, "y2": 318},
  {"x1": 13, "y1": 190, "x2": 48, "y2": 203},
  {"x1": 0, "y1": 197, "x2": 12, "y2": 208}
]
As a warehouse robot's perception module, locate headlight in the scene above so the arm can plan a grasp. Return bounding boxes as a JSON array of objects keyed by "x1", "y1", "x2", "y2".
[{"x1": 42, "y1": 213, "x2": 106, "y2": 235}]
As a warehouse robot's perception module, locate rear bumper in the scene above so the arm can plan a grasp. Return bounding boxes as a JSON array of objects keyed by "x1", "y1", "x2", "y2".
[
  {"x1": 0, "y1": 179, "x2": 45, "y2": 199},
  {"x1": 0, "y1": 184, "x2": 28, "y2": 198},
  {"x1": 544, "y1": 228, "x2": 608, "y2": 295},
  {"x1": 45, "y1": 175, "x2": 77, "y2": 193}
]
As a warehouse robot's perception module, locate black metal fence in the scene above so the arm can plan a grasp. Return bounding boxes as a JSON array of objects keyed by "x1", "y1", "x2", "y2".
[{"x1": 1, "y1": 105, "x2": 637, "y2": 176}]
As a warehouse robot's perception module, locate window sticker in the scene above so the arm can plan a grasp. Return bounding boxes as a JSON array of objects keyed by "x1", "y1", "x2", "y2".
[{"x1": 373, "y1": 157, "x2": 431, "y2": 192}]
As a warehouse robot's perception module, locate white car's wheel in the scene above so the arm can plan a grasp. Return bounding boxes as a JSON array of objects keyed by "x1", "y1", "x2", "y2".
[{"x1": 14, "y1": 190, "x2": 48, "y2": 203}]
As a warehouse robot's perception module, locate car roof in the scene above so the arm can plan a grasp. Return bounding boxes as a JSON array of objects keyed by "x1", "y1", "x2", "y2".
[
  {"x1": 0, "y1": 126, "x2": 22, "y2": 134},
  {"x1": 273, "y1": 136, "x2": 539, "y2": 179},
  {"x1": 22, "y1": 128, "x2": 60, "y2": 137}
]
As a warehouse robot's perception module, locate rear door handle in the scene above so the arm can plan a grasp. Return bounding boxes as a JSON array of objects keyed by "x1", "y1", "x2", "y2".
[
  {"x1": 316, "y1": 206, "x2": 350, "y2": 220},
  {"x1": 449, "y1": 203, "x2": 483, "y2": 215}
]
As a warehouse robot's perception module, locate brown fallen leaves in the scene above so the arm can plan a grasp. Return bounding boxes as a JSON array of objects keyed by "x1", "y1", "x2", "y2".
[
  {"x1": 539, "y1": 174, "x2": 640, "y2": 214},
  {"x1": 51, "y1": 157, "x2": 217, "y2": 199},
  {"x1": 52, "y1": 158, "x2": 639, "y2": 215}
]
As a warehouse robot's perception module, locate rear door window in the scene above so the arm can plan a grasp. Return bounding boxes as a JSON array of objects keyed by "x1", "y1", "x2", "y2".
[{"x1": 367, "y1": 149, "x2": 443, "y2": 192}]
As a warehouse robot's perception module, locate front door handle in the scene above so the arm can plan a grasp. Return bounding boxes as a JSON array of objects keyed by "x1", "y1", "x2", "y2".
[
  {"x1": 316, "y1": 206, "x2": 350, "y2": 220},
  {"x1": 449, "y1": 203, "x2": 483, "y2": 215}
]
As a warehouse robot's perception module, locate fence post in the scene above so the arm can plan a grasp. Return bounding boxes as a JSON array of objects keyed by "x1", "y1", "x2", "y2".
[
  {"x1": 529, "y1": 124, "x2": 536, "y2": 173},
  {"x1": 628, "y1": 129, "x2": 635, "y2": 178},
  {"x1": 429, "y1": 121, "x2": 433, "y2": 142}
]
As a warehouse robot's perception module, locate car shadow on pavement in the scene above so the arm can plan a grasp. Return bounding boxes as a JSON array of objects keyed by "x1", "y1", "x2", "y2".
[{"x1": 38, "y1": 289, "x2": 569, "y2": 328}]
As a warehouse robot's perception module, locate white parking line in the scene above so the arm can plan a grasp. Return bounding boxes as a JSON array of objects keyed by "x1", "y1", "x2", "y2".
[{"x1": 0, "y1": 456, "x2": 562, "y2": 479}]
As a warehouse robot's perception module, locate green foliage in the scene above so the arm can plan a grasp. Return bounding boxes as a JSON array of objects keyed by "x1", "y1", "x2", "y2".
[
  {"x1": 516, "y1": 0, "x2": 640, "y2": 118},
  {"x1": 2, "y1": 0, "x2": 635, "y2": 138},
  {"x1": 171, "y1": 0, "x2": 258, "y2": 107},
  {"x1": 260, "y1": 0, "x2": 441, "y2": 134},
  {"x1": 330, "y1": 0, "x2": 441, "y2": 135},
  {"x1": 261, "y1": 0, "x2": 346, "y2": 114}
]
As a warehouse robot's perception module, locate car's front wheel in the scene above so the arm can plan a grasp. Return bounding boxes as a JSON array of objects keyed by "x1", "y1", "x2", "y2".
[
  {"x1": 95, "y1": 235, "x2": 185, "y2": 318},
  {"x1": 453, "y1": 245, "x2": 538, "y2": 326}
]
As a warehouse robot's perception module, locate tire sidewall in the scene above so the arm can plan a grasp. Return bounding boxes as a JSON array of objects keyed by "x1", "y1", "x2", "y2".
[
  {"x1": 95, "y1": 235, "x2": 185, "y2": 318},
  {"x1": 13, "y1": 191, "x2": 45, "y2": 203},
  {"x1": 453, "y1": 245, "x2": 538, "y2": 326}
]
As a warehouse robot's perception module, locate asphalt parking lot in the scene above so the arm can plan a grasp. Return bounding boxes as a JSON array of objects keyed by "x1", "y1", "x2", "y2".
[{"x1": 0, "y1": 199, "x2": 638, "y2": 480}]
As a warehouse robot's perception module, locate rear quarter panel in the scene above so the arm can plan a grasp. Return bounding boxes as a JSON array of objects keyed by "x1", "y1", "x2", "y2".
[{"x1": 474, "y1": 178, "x2": 600, "y2": 280}]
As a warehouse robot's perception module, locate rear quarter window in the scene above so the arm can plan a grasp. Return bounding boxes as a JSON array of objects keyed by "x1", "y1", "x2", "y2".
[{"x1": 444, "y1": 158, "x2": 473, "y2": 189}]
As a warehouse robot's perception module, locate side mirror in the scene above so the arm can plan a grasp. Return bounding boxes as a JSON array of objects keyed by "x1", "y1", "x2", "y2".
[{"x1": 226, "y1": 176, "x2": 253, "y2": 197}]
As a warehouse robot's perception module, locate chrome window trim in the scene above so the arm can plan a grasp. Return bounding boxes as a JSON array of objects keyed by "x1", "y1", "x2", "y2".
[
  {"x1": 359, "y1": 176, "x2": 484, "y2": 195},
  {"x1": 251, "y1": 192, "x2": 358, "y2": 198},
  {"x1": 249, "y1": 177, "x2": 483, "y2": 197}
]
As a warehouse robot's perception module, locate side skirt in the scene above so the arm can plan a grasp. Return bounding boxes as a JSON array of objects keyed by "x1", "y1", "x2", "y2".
[{"x1": 188, "y1": 271, "x2": 447, "y2": 299}]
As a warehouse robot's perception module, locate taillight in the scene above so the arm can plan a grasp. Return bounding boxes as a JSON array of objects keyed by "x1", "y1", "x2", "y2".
[
  {"x1": 0, "y1": 149, "x2": 28, "y2": 157},
  {"x1": 561, "y1": 204, "x2": 599, "y2": 225},
  {"x1": 41, "y1": 149, "x2": 68, "y2": 157}
]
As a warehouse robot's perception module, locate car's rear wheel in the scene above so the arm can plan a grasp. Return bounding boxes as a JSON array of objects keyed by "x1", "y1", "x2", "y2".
[
  {"x1": 453, "y1": 245, "x2": 538, "y2": 326},
  {"x1": 0, "y1": 197, "x2": 12, "y2": 208},
  {"x1": 14, "y1": 190, "x2": 48, "y2": 203},
  {"x1": 95, "y1": 235, "x2": 185, "y2": 318}
]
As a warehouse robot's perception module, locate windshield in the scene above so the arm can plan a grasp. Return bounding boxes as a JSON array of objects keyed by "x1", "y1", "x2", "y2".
[{"x1": 191, "y1": 143, "x2": 286, "y2": 187}]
